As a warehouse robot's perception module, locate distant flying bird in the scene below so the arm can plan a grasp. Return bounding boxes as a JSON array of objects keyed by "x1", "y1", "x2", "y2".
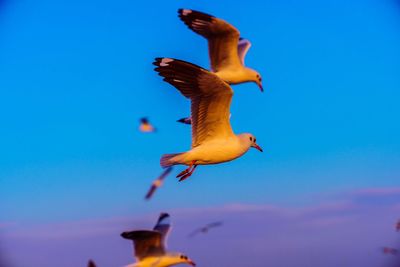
[
  {"x1": 177, "y1": 117, "x2": 192, "y2": 125},
  {"x1": 154, "y1": 58, "x2": 263, "y2": 181},
  {"x1": 396, "y1": 220, "x2": 400, "y2": 232},
  {"x1": 383, "y1": 247, "x2": 399, "y2": 255},
  {"x1": 87, "y1": 260, "x2": 96, "y2": 267},
  {"x1": 139, "y1": 118, "x2": 156, "y2": 133},
  {"x1": 145, "y1": 167, "x2": 173, "y2": 200},
  {"x1": 178, "y1": 9, "x2": 263, "y2": 92},
  {"x1": 121, "y1": 213, "x2": 195, "y2": 267},
  {"x1": 188, "y1": 221, "x2": 223, "y2": 238}
]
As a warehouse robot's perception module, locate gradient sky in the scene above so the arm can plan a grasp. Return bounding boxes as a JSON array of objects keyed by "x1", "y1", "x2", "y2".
[{"x1": 0, "y1": 0, "x2": 400, "y2": 266}]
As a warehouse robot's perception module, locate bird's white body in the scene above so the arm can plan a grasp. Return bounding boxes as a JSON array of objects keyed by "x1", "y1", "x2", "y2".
[
  {"x1": 215, "y1": 67, "x2": 259, "y2": 86},
  {"x1": 126, "y1": 254, "x2": 188, "y2": 267},
  {"x1": 165, "y1": 134, "x2": 252, "y2": 166}
]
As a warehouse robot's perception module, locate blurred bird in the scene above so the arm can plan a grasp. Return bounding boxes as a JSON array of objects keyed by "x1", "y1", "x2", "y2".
[
  {"x1": 396, "y1": 220, "x2": 400, "y2": 232},
  {"x1": 145, "y1": 167, "x2": 173, "y2": 200},
  {"x1": 154, "y1": 58, "x2": 263, "y2": 181},
  {"x1": 87, "y1": 260, "x2": 96, "y2": 267},
  {"x1": 121, "y1": 213, "x2": 195, "y2": 267},
  {"x1": 178, "y1": 9, "x2": 263, "y2": 92},
  {"x1": 188, "y1": 221, "x2": 223, "y2": 238},
  {"x1": 383, "y1": 247, "x2": 399, "y2": 255},
  {"x1": 139, "y1": 118, "x2": 156, "y2": 133}
]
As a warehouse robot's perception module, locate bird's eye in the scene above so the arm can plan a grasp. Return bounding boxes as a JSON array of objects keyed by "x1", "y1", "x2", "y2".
[
  {"x1": 254, "y1": 138, "x2": 256, "y2": 142},
  {"x1": 249, "y1": 137, "x2": 253, "y2": 141}
]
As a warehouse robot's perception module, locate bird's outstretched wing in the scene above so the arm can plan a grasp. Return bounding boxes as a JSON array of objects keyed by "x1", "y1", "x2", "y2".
[
  {"x1": 206, "y1": 221, "x2": 223, "y2": 229},
  {"x1": 178, "y1": 9, "x2": 242, "y2": 72},
  {"x1": 237, "y1": 38, "x2": 251, "y2": 65},
  {"x1": 153, "y1": 213, "x2": 171, "y2": 246},
  {"x1": 144, "y1": 167, "x2": 173, "y2": 200},
  {"x1": 121, "y1": 230, "x2": 165, "y2": 261},
  {"x1": 153, "y1": 57, "x2": 234, "y2": 148}
]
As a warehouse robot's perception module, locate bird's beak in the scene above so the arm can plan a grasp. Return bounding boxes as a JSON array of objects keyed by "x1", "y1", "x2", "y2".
[
  {"x1": 188, "y1": 259, "x2": 196, "y2": 266},
  {"x1": 253, "y1": 143, "x2": 263, "y2": 152},
  {"x1": 256, "y1": 81, "x2": 263, "y2": 92}
]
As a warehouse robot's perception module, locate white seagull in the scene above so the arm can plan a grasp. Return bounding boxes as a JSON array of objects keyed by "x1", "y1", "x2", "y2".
[
  {"x1": 178, "y1": 8, "x2": 263, "y2": 91},
  {"x1": 121, "y1": 213, "x2": 195, "y2": 267},
  {"x1": 154, "y1": 57, "x2": 263, "y2": 181}
]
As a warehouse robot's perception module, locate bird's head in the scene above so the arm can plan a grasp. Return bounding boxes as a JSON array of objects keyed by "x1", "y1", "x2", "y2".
[
  {"x1": 240, "y1": 133, "x2": 263, "y2": 152},
  {"x1": 174, "y1": 254, "x2": 196, "y2": 266},
  {"x1": 246, "y1": 68, "x2": 263, "y2": 92}
]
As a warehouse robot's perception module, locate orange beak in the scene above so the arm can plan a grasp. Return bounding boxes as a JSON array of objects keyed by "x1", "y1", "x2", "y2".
[{"x1": 253, "y1": 143, "x2": 263, "y2": 152}]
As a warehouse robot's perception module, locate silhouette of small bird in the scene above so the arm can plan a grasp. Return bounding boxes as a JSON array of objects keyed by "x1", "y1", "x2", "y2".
[
  {"x1": 145, "y1": 167, "x2": 173, "y2": 200},
  {"x1": 139, "y1": 117, "x2": 156, "y2": 133},
  {"x1": 188, "y1": 221, "x2": 223, "y2": 238}
]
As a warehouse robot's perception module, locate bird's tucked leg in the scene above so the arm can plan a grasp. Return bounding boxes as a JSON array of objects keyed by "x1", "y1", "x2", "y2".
[{"x1": 177, "y1": 161, "x2": 197, "y2": 181}]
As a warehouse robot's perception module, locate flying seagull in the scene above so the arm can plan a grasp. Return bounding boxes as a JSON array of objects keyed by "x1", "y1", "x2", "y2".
[
  {"x1": 121, "y1": 213, "x2": 195, "y2": 267},
  {"x1": 154, "y1": 58, "x2": 263, "y2": 181},
  {"x1": 145, "y1": 167, "x2": 173, "y2": 200},
  {"x1": 178, "y1": 9, "x2": 263, "y2": 92},
  {"x1": 139, "y1": 117, "x2": 156, "y2": 133},
  {"x1": 188, "y1": 221, "x2": 223, "y2": 238}
]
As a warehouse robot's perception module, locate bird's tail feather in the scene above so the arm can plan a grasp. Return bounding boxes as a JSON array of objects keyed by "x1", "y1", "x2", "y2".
[{"x1": 160, "y1": 153, "x2": 182, "y2": 168}]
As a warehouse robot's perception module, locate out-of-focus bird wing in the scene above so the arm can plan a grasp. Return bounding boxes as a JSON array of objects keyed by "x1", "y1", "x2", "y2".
[{"x1": 121, "y1": 230, "x2": 165, "y2": 261}]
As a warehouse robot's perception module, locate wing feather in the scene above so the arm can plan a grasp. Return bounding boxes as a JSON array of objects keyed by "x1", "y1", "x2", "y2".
[
  {"x1": 237, "y1": 38, "x2": 251, "y2": 65},
  {"x1": 178, "y1": 9, "x2": 242, "y2": 72},
  {"x1": 120, "y1": 230, "x2": 165, "y2": 261},
  {"x1": 153, "y1": 213, "x2": 171, "y2": 245},
  {"x1": 154, "y1": 58, "x2": 234, "y2": 147}
]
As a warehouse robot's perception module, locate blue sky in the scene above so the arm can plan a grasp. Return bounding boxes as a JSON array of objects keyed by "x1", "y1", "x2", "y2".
[{"x1": 0, "y1": 0, "x2": 400, "y2": 266}]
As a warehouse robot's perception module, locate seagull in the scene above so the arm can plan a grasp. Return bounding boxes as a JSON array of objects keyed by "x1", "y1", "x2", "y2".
[
  {"x1": 145, "y1": 167, "x2": 173, "y2": 200},
  {"x1": 154, "y1": 57, "x2": 263, "y2": 181},
  {"x1": 121, "y1": 213, "x2": 195, "y2": 267},
  {"x1": 188, "y1": 221, "x2": 223, "y2": 238},
  {"x1": 87, "y1": 260, "x2": 97, "y2": 267},
  {"x1": 139, "y1": 117, "x2": 156, "y2": 133},
  {"x1": 178, "y1": 9, "x2": 263, "y2": 92}
]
